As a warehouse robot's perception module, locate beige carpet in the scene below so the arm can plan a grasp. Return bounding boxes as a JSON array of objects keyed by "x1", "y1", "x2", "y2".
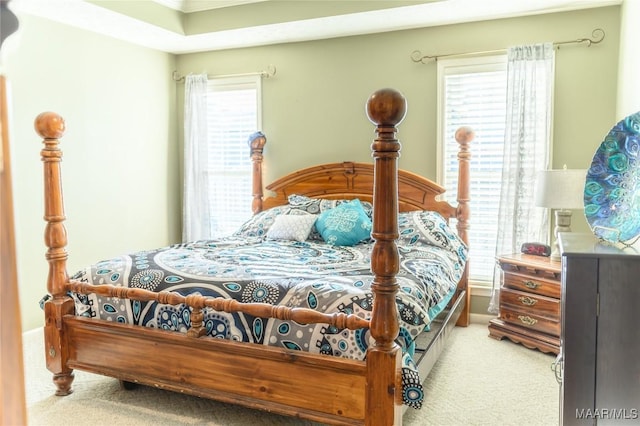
[{"x1": 24, "y1": 321, "x2": 559, "y2": 425}]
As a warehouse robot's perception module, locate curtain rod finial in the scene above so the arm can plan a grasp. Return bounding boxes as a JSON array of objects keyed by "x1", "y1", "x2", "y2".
[
  {"x1": 172, "y1": 71, "x2": 185, "y2": 82},
  {"x1": 265, "y1": 64, "x2": 276, "y2": 78}
]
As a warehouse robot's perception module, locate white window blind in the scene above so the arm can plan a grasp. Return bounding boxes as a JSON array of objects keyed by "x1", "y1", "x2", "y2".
[
  {"x1": 207, "y1": 76, "x2": 261, "y2": 237},
  {"x1": 438, "y1": 56, "x2": 507, "y2": 284}
]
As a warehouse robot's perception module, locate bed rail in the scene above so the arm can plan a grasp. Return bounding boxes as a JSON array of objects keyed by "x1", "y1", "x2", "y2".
[{"x1": 65, "y1": 281, "x2": 370, "y2": 336}]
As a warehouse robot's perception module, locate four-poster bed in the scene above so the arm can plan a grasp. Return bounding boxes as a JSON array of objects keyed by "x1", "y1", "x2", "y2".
[{"x1": 37, "y1": 88, "x2": 473, "y2": 425}]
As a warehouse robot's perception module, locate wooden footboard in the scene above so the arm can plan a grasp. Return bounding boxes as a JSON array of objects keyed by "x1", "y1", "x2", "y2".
[
  {"x1": 37, "y1": 88, "x2": 470, "y2": 426},
  {"x1": 64, "y1": 316, "x2": 368, "y2": 424}
]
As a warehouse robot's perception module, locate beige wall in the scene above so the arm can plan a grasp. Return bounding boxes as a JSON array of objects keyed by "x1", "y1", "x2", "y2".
[
  {"x1": 617, "y1": 0, "x2": 640, "y2": 118},
  {"x1": 177, "y1": 6, "x2": 620, "y2": 238},
  {"x1": 3, "y1": 13, "x2": 179, "y2": 330}
]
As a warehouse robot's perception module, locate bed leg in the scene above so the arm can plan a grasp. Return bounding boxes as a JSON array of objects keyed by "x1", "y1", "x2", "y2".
[
  {"x1": 44, "y1": 297, "x2": 75, "y2": 396},
  {"x1": 52, "y1": 373, "x2": 74, "y2": 396},
  {"x1": 120, "y1": 380, "x2": 138, "y2": 391}
]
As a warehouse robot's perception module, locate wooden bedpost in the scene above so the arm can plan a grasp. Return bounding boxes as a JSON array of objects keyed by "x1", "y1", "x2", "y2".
[
  {"x1": 454, "y1": 126, "x2": 473, "y2": 327},
  {"x1": 365, "y1": 88, "x2": 406, "y2": 426},
  {"x1": 1, "y1": 3, "x2": 27, "y2": 421},
  {"x1": 35, "y1": 112, "x2": 75, "y2": 396},
  {"x1": 249, "y1": 132, "x2": 266, "y2": 214}
]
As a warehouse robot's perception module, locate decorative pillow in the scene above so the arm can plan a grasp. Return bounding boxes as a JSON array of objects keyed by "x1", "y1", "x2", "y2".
[
  {"x1": 288, "y1": 194, "x2": 374, "y2": 218},
  {"x1": 232, "y1": 205, "x2": 293, "y2": 238},
  {"x1": 315, "y1": 199, "x2": 372, "y2": 246},
  {"x1": 288, "y1": 194, "x2": 374, "y2": 241},
  {"x1": 398, "y1": 210, "x2": 468, "y2": 259},
  {"x1": 266, "y1": 214, "x2": 317, "y2": 242}
]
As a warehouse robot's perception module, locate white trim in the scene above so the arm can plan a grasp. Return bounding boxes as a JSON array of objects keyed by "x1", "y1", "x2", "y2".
[
  {"x1": 182, "y1": 0, "x2": 268, "y2": 13},
  {"x1": 150, "y1": 0, "x2": 266, "y2": 13},
  {"x1": 150, "y1": 0, "x2": 185, "y2": 11},
  {"x1": 209, "y1": 74, "x2": 260, "y2": 88},
  {"x1": 470, "y1": 313, "x2": 494, "y2": 325},
  {"x1": 11, "y1": 0, "x2": 622, "y2": 54},
  {"x1": 470, "y1": 283, "x2": 493, "y2": 298}
]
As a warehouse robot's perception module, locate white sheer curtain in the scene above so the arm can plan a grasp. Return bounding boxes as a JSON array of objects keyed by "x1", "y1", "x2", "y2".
[
  {"x1": 183, "y1": 73, "x2": 211, "y2": 242},
  {"x1": 488, "y1": 43, "x2": 554, "y2": 313}
]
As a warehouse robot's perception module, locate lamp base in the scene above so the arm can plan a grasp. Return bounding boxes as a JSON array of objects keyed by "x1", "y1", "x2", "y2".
[{"x1": 550, "y1": 209, "x2": 573, "y2": 262}]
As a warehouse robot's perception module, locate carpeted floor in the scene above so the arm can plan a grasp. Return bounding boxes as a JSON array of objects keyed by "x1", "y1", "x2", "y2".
[{"x1": 24, "y1": 321, "x2": 559, "y2": 425}]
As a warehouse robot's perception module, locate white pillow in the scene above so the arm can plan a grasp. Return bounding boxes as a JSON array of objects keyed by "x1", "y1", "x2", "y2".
[{"x1": 266, "y1": 214, "x2": 317, "y2": 242}]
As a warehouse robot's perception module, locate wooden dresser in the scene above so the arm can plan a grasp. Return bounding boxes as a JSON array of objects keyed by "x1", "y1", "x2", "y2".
[
  {"x1": 558, "y1": 233, "x2": 640, "y2": 425},
  {"x1": 488, "y1": 253, "x2": 561, "y2": 354}
]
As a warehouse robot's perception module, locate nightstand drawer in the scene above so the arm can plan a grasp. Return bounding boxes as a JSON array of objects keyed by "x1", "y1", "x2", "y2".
[
  {"x1": 499, "y1": 306, "x2": 560, "y2": 336},
  {"x1": 499, "y1": 288, "x2": 560, "y2": 321},
  {"x1": 503, "y1": 271, "x2": 560, "y2": 299}
]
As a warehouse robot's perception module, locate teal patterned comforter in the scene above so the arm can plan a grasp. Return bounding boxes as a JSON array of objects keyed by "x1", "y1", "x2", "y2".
[{"x1": 70, "y1": 209, "x2": 467, "y2": 409}]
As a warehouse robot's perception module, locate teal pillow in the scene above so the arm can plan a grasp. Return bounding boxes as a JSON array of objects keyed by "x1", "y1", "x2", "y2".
[{"x1": 315, "y1": 199, "x2": 372, "y2": 246}]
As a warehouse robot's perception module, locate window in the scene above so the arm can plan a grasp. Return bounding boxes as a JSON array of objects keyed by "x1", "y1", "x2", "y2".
[
  {"x1": 437, "y1": 56, "x2": 507, "y2": 285},
  {"x1": 207, "y1": 76, "x2": 262, "y2": 237}
]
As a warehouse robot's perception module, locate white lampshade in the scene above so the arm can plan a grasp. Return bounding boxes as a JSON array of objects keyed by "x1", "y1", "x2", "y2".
[{"x1": 535, "y1": 169, "x2": 587, "y2": 210}]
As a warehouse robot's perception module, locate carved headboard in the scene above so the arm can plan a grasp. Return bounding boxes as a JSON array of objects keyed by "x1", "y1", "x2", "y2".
[{"x1": 261, "y1": 161, "x2": 457, "y2": 217}]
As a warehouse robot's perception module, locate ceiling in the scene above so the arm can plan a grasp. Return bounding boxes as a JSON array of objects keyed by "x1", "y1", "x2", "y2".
[{"x1": 9, "y1": 0, "x2": 621, "y2": 54}]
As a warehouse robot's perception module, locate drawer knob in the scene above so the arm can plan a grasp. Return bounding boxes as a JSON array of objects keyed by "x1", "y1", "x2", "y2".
[
  {"x1": 523, "y1": 280, "x2": 540, "y2": 289},
  {"x1": 518, "y1": 315, "x2": 538, "y2": 326},
  {"x1": 518, "y1": 296, "x2": 538, "y2": 306}
]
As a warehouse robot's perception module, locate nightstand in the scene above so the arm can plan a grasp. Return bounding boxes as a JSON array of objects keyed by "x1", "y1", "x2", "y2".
[{"x1": 488, "y1": 253, "x2": 560, "y2": 354}]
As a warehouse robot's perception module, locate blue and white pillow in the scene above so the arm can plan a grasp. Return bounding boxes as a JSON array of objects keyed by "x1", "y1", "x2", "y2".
[
  {"x1": 288, "y1": 195, "x2": 373, "y2": 241},
  {"x1": 398, "y1": 210, "x2": 467, "y2": 259},
  {"x1": 315, "y1": 199, "x2": 372, "y2": 246}
]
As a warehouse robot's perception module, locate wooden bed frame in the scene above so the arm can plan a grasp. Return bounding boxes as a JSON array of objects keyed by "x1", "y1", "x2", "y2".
[{"x1": 37, "y1": 88, "x2": 472, "y2": 425}]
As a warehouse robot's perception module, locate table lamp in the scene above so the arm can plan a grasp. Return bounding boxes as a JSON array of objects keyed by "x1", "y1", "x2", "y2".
[{"x1": 534, "y1": 167, "x2": 587, "y2": 261}]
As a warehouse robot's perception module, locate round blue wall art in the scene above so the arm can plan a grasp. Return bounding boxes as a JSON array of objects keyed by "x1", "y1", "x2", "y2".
[{"x1": 584, "y1": 111, "x2": 640, "y2": 244}]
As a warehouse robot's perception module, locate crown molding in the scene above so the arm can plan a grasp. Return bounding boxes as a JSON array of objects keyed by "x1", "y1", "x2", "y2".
[
  {"x1": 9, "y1": 0, "x2": 623, "y2": 54},
  {"x1": 150, "y1": 0, "x2": 184, "y2": 11},
  {"x1": 151, "y1": 0, "x2": 267, "y2": 13}
]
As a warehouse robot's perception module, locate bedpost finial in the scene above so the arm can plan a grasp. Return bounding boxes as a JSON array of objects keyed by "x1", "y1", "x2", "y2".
[
  {"x1": 455, "y1": 126, "x2": 475, "y2": 144},
  {"x1": 35, "y1": 112, "x2": 66, "y2": 140},
  {"x1": 366, "y1": 88, "x2": 407, "y2": 127},
  {"x1": 248, "y1": 131, "x2": 266, "y2": 150}
]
